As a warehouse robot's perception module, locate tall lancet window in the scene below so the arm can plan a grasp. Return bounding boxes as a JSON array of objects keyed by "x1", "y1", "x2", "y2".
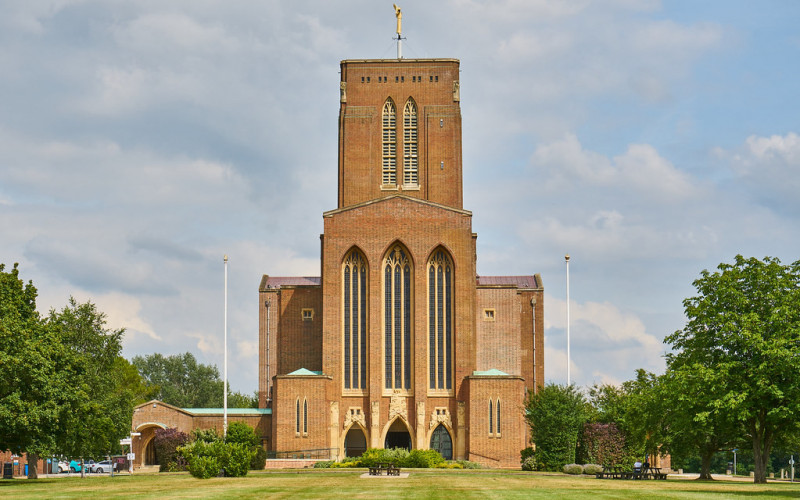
[
  {"x1": 343, "y1": 249, "x2": 368, "y2": 390},
  {"x1": 384, "y1": 244, "x2": 412, "y2": 391},
  {"x1": 382, "y1": 99, "x2": 397, "y2": 186},
  {"x1": 403, "y1": 99, "x2": 418, "y2": 186},
  {"x1": 428, "y1": 249, "x2": 453, "y2": 392}
]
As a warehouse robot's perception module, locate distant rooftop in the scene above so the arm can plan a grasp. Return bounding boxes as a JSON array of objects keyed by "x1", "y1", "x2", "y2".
[
  {"x1": 261, "y1": 275, "x2": 540, "y2": 290},
  {"x1": 477, "y1": 275, "x2": 540, "y2": 289},
  {"x1": 260, "y1": 276, "x2": 320, "y2": 290}
]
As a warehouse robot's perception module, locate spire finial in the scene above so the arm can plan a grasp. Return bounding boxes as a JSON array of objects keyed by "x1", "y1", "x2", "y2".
[{"x1": 393, "y1": 4, "x2": 403, "y2": 59}]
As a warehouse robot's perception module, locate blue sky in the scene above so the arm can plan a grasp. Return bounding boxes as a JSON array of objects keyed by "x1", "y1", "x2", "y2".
[{"x1": 1, "y1": 1, "x2": 798, "y2": 394}]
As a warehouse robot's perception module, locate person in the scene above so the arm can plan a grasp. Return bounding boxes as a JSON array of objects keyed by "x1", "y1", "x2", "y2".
[
  {"x1": 633, "y1": 460, "x2": 642, "y2": 473},
  {"x1": 643, "y1": 457, "x2": 650, "y2": 471}
]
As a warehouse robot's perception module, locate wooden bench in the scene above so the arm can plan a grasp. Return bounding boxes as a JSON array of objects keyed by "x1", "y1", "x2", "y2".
[
  {"x1": 368, "y1": 462, "x2": 401, "y2": 476},
  {"x1": 596, "y1": 465, "x2": 666, "y2": 480}
]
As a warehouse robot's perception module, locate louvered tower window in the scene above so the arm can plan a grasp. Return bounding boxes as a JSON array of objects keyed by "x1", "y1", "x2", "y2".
[
  {"x1": 428, "y1": 249, "x2": 453, "y2": 391},
  {"x1": 343, "y1": 249, "x2": 368, "y2": 390},
  {"x1": 384, "y1": 244, "x2": 412, "y2": 390},
  {"x1": 403, "y1": 99, "x2": 418, "y2": 186},
  {"x1": 382, "y1": 100, "x2": 397, "y2": 185}
]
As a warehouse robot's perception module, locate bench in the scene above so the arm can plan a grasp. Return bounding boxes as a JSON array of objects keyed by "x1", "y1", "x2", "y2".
[
  {"x1": 596, "y1": 466, "x2": 666, "y2": 480},
  {"x1": 368, "y1": 462, "x2": 401, "y2": 476}
]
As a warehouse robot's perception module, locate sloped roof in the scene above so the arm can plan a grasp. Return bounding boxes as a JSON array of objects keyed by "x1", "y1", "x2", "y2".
[
  {"x1": 472, "y1": 369, "x2": 510, "y2": 376},
  {"x1": 287, "y1": 368, "x2": 324, "y2": 376},
  {"x1": 260, "y1": 276, "x2": 321, "y2": 290},
  {"x1": 477, "y1": 275, "x2": 541, "y2": 289}
]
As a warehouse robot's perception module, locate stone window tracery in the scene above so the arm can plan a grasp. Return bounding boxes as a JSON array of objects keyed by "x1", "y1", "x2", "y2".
[
  {"x1": 382, "y1": 100, "x2": 397, "y2": 186},
  {"x1": 343, "y1": 249, "x2": 368, "y2": 390},
  {"x1": 384, "y1": 244, "x2": 412, "y2": 391},
  {"x1": 428, "y1": 249, "x2": 453, "y2": 392}
]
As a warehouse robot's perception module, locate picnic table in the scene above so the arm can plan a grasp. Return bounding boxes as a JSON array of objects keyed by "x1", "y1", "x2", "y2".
[
  {"x1": 596, "y1": 465, "x2": 666, "y2": 480},
  {"x1": 368, "y1": 462, "x2": 401, "y2": 476}
]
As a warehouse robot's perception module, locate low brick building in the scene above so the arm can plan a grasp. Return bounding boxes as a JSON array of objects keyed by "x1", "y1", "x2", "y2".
[{"x1": 132, "y1": 56, "x2": 544, "y2": 469}]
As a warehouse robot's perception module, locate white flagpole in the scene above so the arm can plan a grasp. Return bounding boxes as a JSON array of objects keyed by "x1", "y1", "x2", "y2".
[
  {"x1": 223, "y1": 255, "x2": 228, "y2": 437},
  {"x1": 565, "y1": 254, "x2": 571, "y2": 386}
]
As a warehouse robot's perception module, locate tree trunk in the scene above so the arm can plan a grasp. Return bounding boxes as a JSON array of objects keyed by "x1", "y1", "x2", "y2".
[
  {"x1": 698, "y1": 450, "x2": 714, "y2": 480},
  {"x1": 80, "y1": 458, "x2": 85, "y2": 479},
  {"x1": 26, "y1": 454, "x2": 38, "y2": 479},
  {"x1": 751, "y1": 417, "x2": 772, "y2": 484}
]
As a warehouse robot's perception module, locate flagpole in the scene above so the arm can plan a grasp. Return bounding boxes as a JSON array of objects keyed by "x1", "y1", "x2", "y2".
[
  {"x1": 223, "y1": 255, "x2": 228, "y2": 437},
  {"x1": 565, "y1": 254, "x2": 571, "y2": 386}
]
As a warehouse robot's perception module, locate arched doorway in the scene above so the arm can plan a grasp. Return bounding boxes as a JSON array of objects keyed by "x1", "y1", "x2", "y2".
[
  {"x1": 143, "y1": 437, "x2": 158, "y2": 466},
  {"x1": 384, "y1": 419, "x2": 412, "y2": 450},
  {"x1": 430, "y1": 424, "x2": 453, "y2": 460},
  {"x1": 344, "y1": 427, "x2": 367, "y2": 457}
]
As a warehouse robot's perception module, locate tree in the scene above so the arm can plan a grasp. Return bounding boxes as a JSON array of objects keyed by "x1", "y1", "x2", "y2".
[
  {"x1": 132, "y1": 352, "x2": 257, "y2": 408},
  {"x1": 0, "y1": 264, "x2": 74, "y2": 479},
  {"x1": 665, "y1": 255, "x2": 800, "y2": 484},
  {"x1": 132, "y1": 352, "x2": 225, "y2": 408},
  {"x1": 49, "y1": 298, "x2": 137, "y2": 477},
  {"x1": 524, "y1": 383, "x2": 586, "y2": 471},
  {"x1": 657, "y1": 365, "x2": 742, "y2": 479}
]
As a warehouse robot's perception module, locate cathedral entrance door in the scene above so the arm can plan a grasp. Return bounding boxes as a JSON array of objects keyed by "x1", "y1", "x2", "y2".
[
  {"x1": 430, "y1": 424, "x2": 453, "y2": 460},
  {"x1": 384, "y1": 419, "x2": 412, "y2": 450},
  {"x1": 344, "y1": 427, "x2": 367, "y2": 457}
]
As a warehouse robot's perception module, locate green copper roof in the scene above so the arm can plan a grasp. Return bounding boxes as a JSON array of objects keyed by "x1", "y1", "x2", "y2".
[
  {"x1": 472, "y1": 369, "x2": 510, "y2": 376},
  {"x1": 182, "y1": 408, "x2": 272, "y2": 415},
  {"x1": 288, "y1": 368, "x2": 324, "y2": 376}
]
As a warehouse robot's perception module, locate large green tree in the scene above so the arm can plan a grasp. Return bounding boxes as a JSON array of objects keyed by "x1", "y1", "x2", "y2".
[
  {"x1": 132, "y1": 352, "x2": 257, "y2": 408},
  {"x1": 49, "y1": 298, "x2": 138, "y2": 477},
  {"x1": 0, "y1": 264, "x2": 73, "y2": 478},
  {"x1": 665, "y1": 255, "x2": 800, "y2": 484},
  {"x1": 525, "y1": 383, "x2": 586, "y2": 471}
]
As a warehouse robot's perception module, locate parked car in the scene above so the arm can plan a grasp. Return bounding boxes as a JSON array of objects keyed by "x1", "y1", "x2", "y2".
[
  {"x1": 88, "y1": 460, "x2": 117, "y2": 473},
  {"x1": 58, "y1": 461, "x2": 69, "y2": 473},
  {"x1": 68, "y1": 460, "x2": 82, "y2": 473}
]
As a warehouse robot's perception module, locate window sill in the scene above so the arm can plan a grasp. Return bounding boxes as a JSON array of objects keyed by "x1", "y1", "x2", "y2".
[
  {"x1": 380, "y1": 184, "x2": 399, "y2": 191},
  {"x1": 400, "y1": 184, "x2": 420, "y2": 191}
]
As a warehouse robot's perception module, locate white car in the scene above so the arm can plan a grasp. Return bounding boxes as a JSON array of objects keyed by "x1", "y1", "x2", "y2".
[
  {"x1": 58, "y1": 461, "x2": 69, "y2": 473},
  {"x1": 88, "y1": 460, "x2": 117, "y2": 473}
]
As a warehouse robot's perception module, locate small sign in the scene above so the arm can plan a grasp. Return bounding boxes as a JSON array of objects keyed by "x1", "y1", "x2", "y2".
[
  {"x1": 127, "y1": 453, "x2": 135, "y2": 460},
  {"x1": 120, "y1": 438, "x2": 132, "y2": 445}
]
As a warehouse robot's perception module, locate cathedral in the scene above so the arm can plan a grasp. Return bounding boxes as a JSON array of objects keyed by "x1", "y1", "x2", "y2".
[{"x1": 132, "y1": 56, "x2": 544, "y2": 469}]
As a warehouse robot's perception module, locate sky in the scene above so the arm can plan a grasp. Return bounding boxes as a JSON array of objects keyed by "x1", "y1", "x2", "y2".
[{"x1": 2, "y1": 1, "x2": 799, "y2": 395}]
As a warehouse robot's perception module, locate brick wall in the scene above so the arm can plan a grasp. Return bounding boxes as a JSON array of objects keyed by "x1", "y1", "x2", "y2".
[{"x1": 465, "y1": 376, "x2": 527, "y2": 468}]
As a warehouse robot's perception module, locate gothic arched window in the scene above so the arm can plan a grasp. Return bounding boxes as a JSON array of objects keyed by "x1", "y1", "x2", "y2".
[
  {"x1": 428, "y1": 249, "x2": 453, "y2": 391},
  {"x1": 382, "y1": 99, "x2": 397, "y2": 186},
  {"x1": 343, "y1": 249, "x2": 368, "y2": 390},
  {"x1": 384, "y1": 244, "x2": 412, "y2": 390},
  {"x1": 403, "y1": 99, "x2": 418, "y2": 186}
]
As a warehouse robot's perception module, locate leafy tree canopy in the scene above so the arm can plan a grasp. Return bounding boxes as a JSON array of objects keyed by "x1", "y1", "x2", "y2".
[
  {"x1": 665, "y1": 255, "x2": 800, "y2": 484},
  {"x1": 132, "y1": 352, "x2": 257, "y2": 408},
  {"x1": 525, "y1": 383, "x2": 586, "y2": 471}
]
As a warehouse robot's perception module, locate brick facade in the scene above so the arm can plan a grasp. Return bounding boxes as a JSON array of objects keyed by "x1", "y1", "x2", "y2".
[
  {"x1": 258, "y1": 58, "x2": 545, "y2": 467},
  {"x1": 130, "y1": 57, "x2": 545, "y2": 469}
]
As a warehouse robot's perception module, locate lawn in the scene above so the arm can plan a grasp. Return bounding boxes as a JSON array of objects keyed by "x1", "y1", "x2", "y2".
[{"x1": 2, "y1": 470, "x2": 799, "y2": 499}]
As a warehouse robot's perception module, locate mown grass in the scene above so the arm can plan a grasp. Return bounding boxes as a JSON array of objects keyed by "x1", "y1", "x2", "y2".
[{"x1": 2, "y1": 469, "x2": 799, "y2": 499}]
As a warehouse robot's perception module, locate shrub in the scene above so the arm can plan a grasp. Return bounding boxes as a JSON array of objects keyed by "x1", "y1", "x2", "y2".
[
  {"x1": 401, "y1": 449, "x2": 444, "y2": 468},
  {"x1": 187, "y1": 454, "x2": 221, "y2": 479},
  {"x1": 358, "y1": 448, "x2": 410, "y2": 467},
  {"x1": 522, "y1": 456, "x2": 537, "y2": 471},
  {"x1": 192, "y1": 428, "x2": 221, "y2": 443},
  {"x1": 225, "y1": 421, "x2": 265, "y2": 470},
  {"x1": 225, "y1": 443, "x2": 254, "y2": 477},
  {"x1": 181, "y1": 440, "x2": 255, "y2": 479},
  {"x1": 563, "y1": 463, "x2": 583, "y2": 475},
  {"x1": 434, "y1": 462, "x2": 463, "y2": 469},
  {"x1": 313, "y1": 460, "x2": 334, "y2": 469},
  {"x1": 153, "y1": 428, "x2": 191, "y2": 472},
  {"x1": 251, "y1": 446, "x2": 267, "y2": 470},
  {"x1": 582, "y1": 463, "x2": 603, "y2": 475}
]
